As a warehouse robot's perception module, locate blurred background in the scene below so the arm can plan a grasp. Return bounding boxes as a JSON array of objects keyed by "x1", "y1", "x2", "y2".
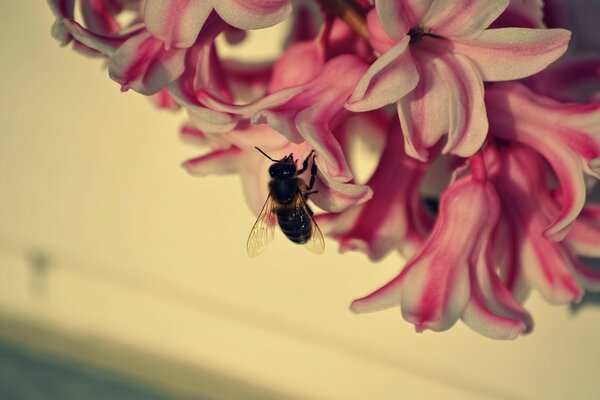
[{"x1": 1, "y1": 3, "x2": 599, "y2": 399}]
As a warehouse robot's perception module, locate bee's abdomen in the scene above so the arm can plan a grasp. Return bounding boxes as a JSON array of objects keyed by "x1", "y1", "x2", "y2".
[{"x1": 277, "y1": 208, "x2": 313, "y2": 244}]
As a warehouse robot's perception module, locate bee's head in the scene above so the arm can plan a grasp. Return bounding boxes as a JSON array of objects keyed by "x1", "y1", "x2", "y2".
[{"x1": 269, "y1": 154, "x2": 296, "y2": 178}]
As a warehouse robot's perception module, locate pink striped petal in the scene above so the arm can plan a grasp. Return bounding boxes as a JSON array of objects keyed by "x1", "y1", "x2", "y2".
[
  {"x1": 452, "y1": 28, "x2": 570, "y2": 81},
  {"x1": 214, "y1": 0, "x2": 292, "y2": 30},
  {"x1": 310, "y1": 160, "x2": 373, "y2": 213},
  {"x1": 56, "y1": 19, "x2": 125, "y2": 56},
  {"x1": 80, "y1": 0, "x2": 121, "y2": 35},
  {"x1": 486, "y1": 83, "x2": 597, "y2": 240},
  {"x1": 108, "y1": 31, "x2": 186, "y2": 94},
  {"x1": 182, "y1": 147, "x2": 242, "y2": 176},
  {"x1": 424, "y1": 0, "x2": 509, "y2": 38},
  {"x1": 567, "y1": 205, "x2": 600, "y2": 258},
  {"x1": 346, "y1": 37, "x2": 419, "y2": 112},
  {"x1": 255, "y1": 56, "x2": 368, "y2": 180},
  {"x1": 144, "y1": 0, "x2": 211, "y2": 49},
  {"x1": 397, "y1": 53, "x2": 449, "y2": 161},
  {"x1": 373, "y1": 0, "x2": 413, "y2": 41},
  {"x1": 267, "y1": 40, "x2": 325, "y2": 93},
  {"x1": 352, "y1": 173, "x2": 502, "y2": 334},
  {"x1": 462, "y1": 250, "x2": 533, "y2": 339},
  {"x1": 492, "y1": 0, "x2": 545, "y2": 29},
  {"x1": 436, "y1": 53, "x2": 488, "y2": 157},
  {"x1": 319, "y1": 120, "x2": 431, "y2": 260},
  {"x1": 521, "y1": 234, "x2": 583, "y2": 305},
  {"x1": 376, "y1": 0, "x2": 434, "y2": 32}
]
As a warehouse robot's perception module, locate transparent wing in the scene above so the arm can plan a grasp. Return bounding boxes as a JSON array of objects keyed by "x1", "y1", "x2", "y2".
[
  {"x1": 299, "y1": 197, "x2": 325, "y2": 255},
  {"x1": 246, "y1": 195, "x2": 276, "y2": 257}
]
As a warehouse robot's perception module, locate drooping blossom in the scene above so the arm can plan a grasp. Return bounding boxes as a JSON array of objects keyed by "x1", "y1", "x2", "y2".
[
  {"x1": 346, "y1": 0, "x2": 570, "y2": 161},
  {"x1": 48, "y1": 0, "x2": 600, "y2": 339},
  {"x1": 144, "y1": 0, "x2": 292, "y2": 49},
  {"x1": 351, "y1": 155, "x2": 533, "y2": 339}
]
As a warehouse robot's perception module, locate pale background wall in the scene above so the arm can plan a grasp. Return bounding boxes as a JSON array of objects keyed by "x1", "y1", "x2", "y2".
[{"x1": 0, "y1": 3, "x2": 599, "y2": 399}]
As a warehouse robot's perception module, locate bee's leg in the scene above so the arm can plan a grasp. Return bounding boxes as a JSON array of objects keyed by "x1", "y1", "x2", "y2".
[
  {"x1": 297, "y1": 150, "x2": 316, "y2": 174},
  {"x1": 306, "y1": 154, "x2": 318, "y2": 191}
]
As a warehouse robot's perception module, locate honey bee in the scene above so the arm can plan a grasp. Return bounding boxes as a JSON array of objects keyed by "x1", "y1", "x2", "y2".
[{"x1": 246, "y1": 147, "x2": 325, "y2": 257}]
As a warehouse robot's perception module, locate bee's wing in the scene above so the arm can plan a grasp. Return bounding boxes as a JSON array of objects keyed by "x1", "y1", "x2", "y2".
[
  {"x1": 299, "y1": 197, "x2": 325, "y2": 255},
  {"x1": 246, "y1": 195, "x2": 276, "y2": 257}
]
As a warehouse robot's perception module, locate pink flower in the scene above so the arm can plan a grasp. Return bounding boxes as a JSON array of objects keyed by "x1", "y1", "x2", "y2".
[
  {"x1": 318, "y1": 116, "x2": 433, "y2": 261},
  {"x1": 351, "y1": 155, "x2": 533, "y2": 339},
  {"x1": 486, "y1": 82, "x2": 600, "y2": 241},
  {"x1": 144, "y1": 0, "x2": 292, "y2": 49},
  {"x1": 346, "y1": 0, "x2": 570, "y2": 160},
  {"x1": 48, "y1": 0, "x2": 600, "y2": 339},
  {"x1": 485, "y1": 144, "x2": 600, "y2": 305}
]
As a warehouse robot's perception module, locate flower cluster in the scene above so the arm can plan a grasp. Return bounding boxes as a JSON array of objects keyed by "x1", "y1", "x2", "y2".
[{"x1": 49, "y1": 0, "x2": 600, "y2": 339}]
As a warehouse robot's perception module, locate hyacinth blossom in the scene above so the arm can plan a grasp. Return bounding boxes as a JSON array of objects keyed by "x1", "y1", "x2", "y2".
[{"x1": 48, "y1": 0, "x2": 600, "y2": 339}]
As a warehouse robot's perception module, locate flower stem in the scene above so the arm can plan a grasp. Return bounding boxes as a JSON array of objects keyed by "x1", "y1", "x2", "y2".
[
  {"x1": 470, "y1": 152, "x2": 487, "y2": 183},
  {"x1": 315, "y1": 0, "x2": 369, "y2": 40}
]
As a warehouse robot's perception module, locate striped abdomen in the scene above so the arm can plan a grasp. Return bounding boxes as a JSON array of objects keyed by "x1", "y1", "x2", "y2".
[{"x1": 277, "y1": 207, "x2": 313, "y2": 244}]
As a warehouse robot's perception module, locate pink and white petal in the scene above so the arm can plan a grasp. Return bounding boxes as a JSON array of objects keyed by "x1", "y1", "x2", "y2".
[
  {"x1": 486, "y1": 85, "x2": 588, "y2": 240},
  {"x1": 80, "y1": 0, "x2": 121, "y2": 35},
  {"x1": 268, "y1": 41, "x2": 325, "y2": 92},
  {"x1": 310, "y1": 162, "x2": 373, "y2": 213},
  {"x1": 57, "y1": 19, "x2": 123, "y2": 56},
  {"x1": 346, "y1": 37, "x2": 419, "y2": 112},
  {"x1": 521, "y1": 234, "x2": 583, "y2": 305},
  {"x1": 436, "y1": 53, "x2": 488, "y2": 157},
  {"x1": 202, "y1": 86, "x2": 304, "y2": 117},
  {"x1": 252, "y1": 109, "x2": 304, "y2": 143},
  {"x1": 462, "y1": 251, "x2": 533, "y2": 339},
  {"x1": 400, "y1": 253, "x2": 470, "y2": 332},
  {"x1": 590, "y1": 158, "x2": 600, "y2": 175},
  {"x1": 108, "y1": 32, "x2": 186, "y2": 94},
  {"x1": 144, "y1": 0, "x2": 211, "y2": 49},
  {"x1": 182, "y1": 147, "x2": 241, "y2": 176},
  {"x1": 378, "y1": 0, "x2": 434, "y2": 30},
  {"x1": 397, "y1": 54, "x2": 449, "y2": 161},
  {"x1": 366, "y1": 9, "x2": 399, "y2": 54},
  {"x1": 296, "y1": 109, "x2": 353, "y2": 180},
  {"x1": 567, "y1": 205, "x2": 600, "y2": 257},
  {"x1": 452, "y1": 28, "x2": 570, "y2": 81},
  {"x1": 424, "y1": 0, "x2": 509, "y2": 38},
  {"x1": 492, "y1": 0, "x2": 545, "y2": 29},
  {"x1": 372, "y1": 0, "x2": 412, "y2": 41},
  {"x1": 214, "y1": 0, "x2": 292, "y2": 30}
]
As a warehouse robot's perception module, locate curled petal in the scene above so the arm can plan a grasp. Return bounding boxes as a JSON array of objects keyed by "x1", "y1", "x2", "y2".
[
  {"x1": 56, "y1": 19, "x2": 125, "y2": 56},
  {"x1": 567, "y1": 205, "x2": 600, "y2": 257},
  {"x1": 213, "y1": 0, "x2": 292, "y2": 30},
  {"x1": 436, "y1": 53, "x2": 488, "y2": 157},
  {"x1": 376, "y1": 0, "x2": 434, "y2": 32},
  {"x1": 521, "y1": 235, "x2": 583, "y2": 304},
  {"x1": 144, "y1": 0, "x2": 212, "y2": 49},
  {"x1": 452, "y1": 28, "x2": 570, "y2": 81},
  {"x1": 424, "y1": 0, "x2": 509, "y2": 38},
  {"x1": 352, "y1": 175, "x2": 501, "y2": 334},
  {"x1": 80, "y1": 0, "x2": 121, "y2": 35},
  {"x1": 462, "y1": 251, "x2": 533, "y2": 339},
  {"x1": 346, "y1": 37, "x2": 419, "y2": 112},
  {"x1": 591, "y1": 158, "x2": 600, "y2": 175},
  {"x1": 310, "y1": 160, "x2": 373, "y2": 213},
  {"x1": 372, "y1": 1, "x2": 411, "y2": 41},
  {"x1": 397, "y1": 55, "x2": 448, "y2": 161},
  {"x1": 169, "y1": 82, "x2": 238, "y2": 133},
  {"x1": 268, "y1": 41, "x2": 325, "y2": 92},
  {"x1": 182, "y1": 147, "x2": 241, "y2": 176},
  {"x1": 109, "y1": 32, "x2": 186, "y2": 94}
]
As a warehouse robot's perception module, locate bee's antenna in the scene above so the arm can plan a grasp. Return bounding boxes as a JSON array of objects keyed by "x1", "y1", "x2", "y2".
[{"x1": 255, "y1": 147, "x2": 278, "y2": 162}]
